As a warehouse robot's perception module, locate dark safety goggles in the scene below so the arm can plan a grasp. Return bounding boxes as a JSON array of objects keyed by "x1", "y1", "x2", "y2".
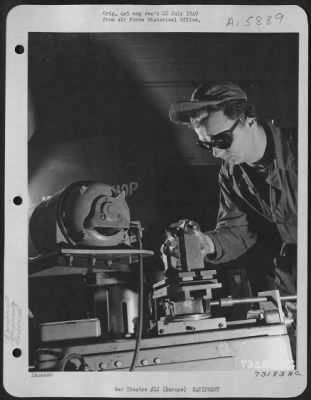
[{"x1": 196, "y1": 119, "x2": 240, "y2": 151}]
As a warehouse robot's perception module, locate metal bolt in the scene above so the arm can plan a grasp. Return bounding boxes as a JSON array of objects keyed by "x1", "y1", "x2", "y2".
[
  {"x1": 91, "y1": 256, "x2": 96, "y2": 267},
  {"x1": 106, "y1": 259, "x2": 113, "y2": 268},
  {"x1": 218, "y1": 323, "x2": 224, "y2": 328},
  {"x1": 114, "y1": 360, "x2": 122, "y2": 368},
  {"x1": 82, "y1": 363, "x2": 91, "y2": 371},
  {"x1": 186, "y1": 326, "x2": 195, "y2": 331},
  {"x1": 153, "y1": 357, "x2": 161, "y2": 364},
  {"x1": 65, "y1": 255, "x2": 74, "y2": 266},
  {"x1": 98, "y1": 362, "x2": 108, "y2": 370},
  {"x1": 141, "y1": 359, "x2": 149, "y2": 366}
]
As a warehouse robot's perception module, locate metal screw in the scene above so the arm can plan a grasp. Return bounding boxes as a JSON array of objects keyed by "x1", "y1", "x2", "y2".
[
  {"x1": 106, "y1": 259, "x2": 113, "y2": 268},
  {"x1": 186, "y1": 326, "x2": 195, "y2": 331},
  {"x1": 114, "y1": 361, "x2": 122, "y2": 368},
  {"x1": 98, "y1": 362, "x2": 108, "y2": 370}
]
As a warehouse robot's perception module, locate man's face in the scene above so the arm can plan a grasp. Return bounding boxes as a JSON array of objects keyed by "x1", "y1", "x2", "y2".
[{"x1": 191, "y1": 109, "x2": 253, "y2": 165}]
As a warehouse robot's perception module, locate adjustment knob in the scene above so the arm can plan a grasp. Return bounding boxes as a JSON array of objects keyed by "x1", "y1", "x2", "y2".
[
  {"x1": 153, "y1": 357, "x2": 161, "y2": 364},
  {"x1": 141, "y1": 359, "x2": 149, "y2": 366}
]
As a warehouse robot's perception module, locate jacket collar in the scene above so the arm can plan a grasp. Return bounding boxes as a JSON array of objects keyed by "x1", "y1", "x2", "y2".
[
  {"x1": 262, "y1": 120, "x2": 288, "y2": 168},
  {"x1": 262, "y1": 121, "x2": 285, "y2": 190},
  {"x1": 231, "y1": 121, "x2": 291, "y2": 191}
]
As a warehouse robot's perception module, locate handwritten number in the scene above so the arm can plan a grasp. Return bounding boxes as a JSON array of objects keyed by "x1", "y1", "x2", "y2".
[
  {"x1": 275, "y1": 13, "x2": 284, "y2": 24},
  {"x1": 226, "y1": 17, "x2": 234, "y2": 27},
  {"x1": 227, "y1": 12, "x2": 284, "y2": 28},
  {"x1": 245, "y1": 16, "x2": 253, "y2": 26},
  {"x1": 256, "y1": 16, "x2": 262, "y2": 25}
]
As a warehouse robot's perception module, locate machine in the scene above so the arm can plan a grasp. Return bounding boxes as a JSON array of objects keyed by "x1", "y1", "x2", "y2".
[
  {"x1": 29, "y1": 182, "x2": 295, "y2": 371},
  {"x1": 29, "y1": 181, "x2": 151, "y2": 344}
]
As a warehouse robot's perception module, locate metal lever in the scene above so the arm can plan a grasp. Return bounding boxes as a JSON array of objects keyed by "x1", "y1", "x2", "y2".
[{"x1": 210, "y1": 295, "x2": 297, "y2": 308}]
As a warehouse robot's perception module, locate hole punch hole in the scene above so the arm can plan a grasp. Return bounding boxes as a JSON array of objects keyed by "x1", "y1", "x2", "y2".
[
  {"x1": 12, "y1": 348, "x2": 22, "y2": 358},
  {"x1": 15, "y1": 45, "x2": 24, "y2": 54},
  {"x1": 13, "y1": 196, "x2": 23, "y2": 205}
]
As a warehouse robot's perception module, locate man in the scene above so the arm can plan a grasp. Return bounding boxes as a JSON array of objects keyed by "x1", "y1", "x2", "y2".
[{"x1": 168, "y1": 81, "x2": 297, "y2": 297}]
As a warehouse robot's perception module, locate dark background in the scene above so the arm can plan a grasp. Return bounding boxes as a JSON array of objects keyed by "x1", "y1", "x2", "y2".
[{"x1": 28, "y1": 32, "x2": 298, "y2": 254}]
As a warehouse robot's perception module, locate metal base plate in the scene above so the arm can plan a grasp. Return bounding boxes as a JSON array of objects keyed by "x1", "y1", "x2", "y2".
[
  {"x1": 34, "y1": 324, "x2": 293, "y2": 371},
  {"x1": 157, "y1": 316, "x2": 227, "y2": 335},
  {"x1": 29, "y1": 248, "x2": 154, "y2": 277}
]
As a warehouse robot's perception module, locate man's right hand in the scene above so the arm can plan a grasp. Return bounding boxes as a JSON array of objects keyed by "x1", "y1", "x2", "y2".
[
  {"x1": 192, "y1": 230, "x2": 215, "y2": 258},
  {"x1": 162, "y1": 219, "x2": 215, "y2": 260}
]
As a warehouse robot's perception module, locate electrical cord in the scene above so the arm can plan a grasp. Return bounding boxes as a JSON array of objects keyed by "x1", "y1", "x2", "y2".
[
  {"x1": 129, "y1": 226, "x2": 144, "y2": 372},
  {"x1": 58, "y1": 353, "x2": 89, "y2": 371}
]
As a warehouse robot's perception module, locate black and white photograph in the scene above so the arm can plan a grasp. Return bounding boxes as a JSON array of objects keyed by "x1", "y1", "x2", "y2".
[{"x1": 3, "y1": 4, "x2": 308, "y2": 398}]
